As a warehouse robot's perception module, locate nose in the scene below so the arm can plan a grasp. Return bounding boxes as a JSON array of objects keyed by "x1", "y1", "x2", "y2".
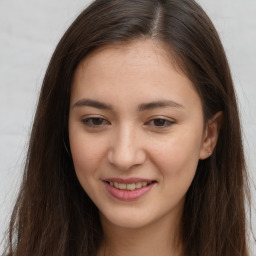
[{"x1": 107, "y1": 125, "x2": 146, "y2": 171}]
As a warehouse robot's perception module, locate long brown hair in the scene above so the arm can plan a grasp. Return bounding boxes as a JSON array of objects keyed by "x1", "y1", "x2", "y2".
[{"x1": 4, "y1": 0, "x2": 250, "y2": 255}]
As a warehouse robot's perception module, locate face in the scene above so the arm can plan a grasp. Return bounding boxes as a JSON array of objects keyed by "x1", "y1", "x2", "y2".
[{"x1": 69, "y1": 40, "x2": 209, "y2": 230}]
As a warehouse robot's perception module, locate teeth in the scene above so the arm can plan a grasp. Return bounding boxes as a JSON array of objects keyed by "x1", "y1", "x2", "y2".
[
  {"x1": 114, "y1": 182, "x2": 119, "y2": 188},
  {"x1": 108, "y1": 181, "x2": 152, "y2": 190},
  {"x1": 127, "y1": 183, "x2": 136, "y2": 190},
  {"x1": 135, "y1": 182, "x2": 142, "y2": 189},
  {"x1": 118, "y1": 183, "x2": 126, "y2": 190}
]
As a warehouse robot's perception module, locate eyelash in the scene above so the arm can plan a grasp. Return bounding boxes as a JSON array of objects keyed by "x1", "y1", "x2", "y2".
[
  {"x1": 81, "y1": 117, "x2": 175, "y2": 129},
  {"x1": 146, "y1": 118, "x2": 175, "y2": 128},
  {"x1": 81, "y1": 117, "x2": 110, "y2": 127}
]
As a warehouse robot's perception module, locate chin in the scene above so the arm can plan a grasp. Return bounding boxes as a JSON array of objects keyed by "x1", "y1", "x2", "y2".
[{"x1": 100, "y1": 209, "x2": 154, "y2": 230}]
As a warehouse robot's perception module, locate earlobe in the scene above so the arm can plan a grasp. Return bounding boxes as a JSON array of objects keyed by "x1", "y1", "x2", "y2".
[{"x1": 199, "y1": 111, "x2": 223, "y2": 160}]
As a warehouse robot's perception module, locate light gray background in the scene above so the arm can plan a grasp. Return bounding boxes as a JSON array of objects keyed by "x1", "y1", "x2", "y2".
[{"x1": 0, "y1": 0, "x2": 255, "y2": 254}]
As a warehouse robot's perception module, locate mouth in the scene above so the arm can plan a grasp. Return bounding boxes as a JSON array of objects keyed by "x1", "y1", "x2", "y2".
[
  {"x1": 103, "y1": 179, "x2": 157, "y2": 201},
  {"x1": 105, "y1": 180, "x2": 156, "y2": 191}
]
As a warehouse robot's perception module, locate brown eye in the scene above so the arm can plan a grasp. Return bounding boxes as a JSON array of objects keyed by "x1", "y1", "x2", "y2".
[
  {"x1": 148, "y1": 118, "x2": 174, "y2": 127},
  {"x1": 82, "y1": 117, "x2": 109, "y2": 127}
]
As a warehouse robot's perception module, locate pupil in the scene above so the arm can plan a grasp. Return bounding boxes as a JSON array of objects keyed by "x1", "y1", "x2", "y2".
[
  {"x1": 154, "y1": 119, "x2": 165, "y2": 126},
  {"x1": 93, "y1": 118, "x2": 103, "y2": 125}
]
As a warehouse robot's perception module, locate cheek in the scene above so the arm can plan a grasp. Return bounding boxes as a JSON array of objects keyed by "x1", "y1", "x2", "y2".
[
  {"x1": 154, "y1": 140, "x2": 199, "y2": 206},
  {"x1": 69, "y1": 132, "x2": 105, "y2": 180},
  {"x1": 151, "y1": 131, "x2": 202, "y2": 180}
]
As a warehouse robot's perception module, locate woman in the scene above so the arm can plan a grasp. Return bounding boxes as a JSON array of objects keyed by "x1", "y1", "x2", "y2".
[{"x1": 4, "y1": 0, "x2": 250, "y2": 255}]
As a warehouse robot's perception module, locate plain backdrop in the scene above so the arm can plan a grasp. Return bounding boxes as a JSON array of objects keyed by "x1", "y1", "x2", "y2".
[{"x1": 0, "y1": 0, "x2": 255, "y2": 254}]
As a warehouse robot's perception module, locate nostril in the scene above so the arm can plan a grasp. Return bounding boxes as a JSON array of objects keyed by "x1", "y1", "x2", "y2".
[{"x1": 106, "y1": 141, "x2": 147, "y2": 171}]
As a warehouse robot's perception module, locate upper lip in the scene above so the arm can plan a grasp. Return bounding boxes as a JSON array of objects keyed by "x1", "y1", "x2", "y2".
[{"x1": 103, "y1": 178, "x2": 156, "y2": 184}]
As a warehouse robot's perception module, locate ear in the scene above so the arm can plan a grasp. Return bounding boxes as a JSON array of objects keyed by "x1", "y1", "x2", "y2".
[{"x1": 199, "y1": 111, "x2": 223, "y2": 160}]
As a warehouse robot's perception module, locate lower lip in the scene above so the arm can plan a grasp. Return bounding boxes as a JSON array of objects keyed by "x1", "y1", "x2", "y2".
[{"x1": 104, "y1": 182, "x2": 155, "y2": 201}]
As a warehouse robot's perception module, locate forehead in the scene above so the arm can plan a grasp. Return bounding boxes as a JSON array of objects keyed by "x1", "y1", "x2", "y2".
[
  {"x1": 71, "y1": 39, "x2": 201, "y2": 112},
  {"x1": 77, "y1": 39, "x2": 180, "y2": 76}
]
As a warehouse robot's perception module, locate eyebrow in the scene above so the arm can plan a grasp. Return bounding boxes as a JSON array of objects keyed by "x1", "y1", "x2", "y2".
[
  {"x1": 72, "y1": 99, "x2": 113, "y2": 110},
  {"x1": 72, "y1": 98, "x2": 184, "y2": 111},
  {"x1": 138, "y1": 100, "x2": 184, "y2": 111}
]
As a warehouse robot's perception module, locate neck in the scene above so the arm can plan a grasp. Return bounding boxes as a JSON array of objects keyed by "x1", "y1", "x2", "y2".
[{"x1": 98, "y1": 211, "x2": 184, "y2": 256}]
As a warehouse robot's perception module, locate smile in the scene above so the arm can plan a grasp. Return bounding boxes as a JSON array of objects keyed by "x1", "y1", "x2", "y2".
[
  {"x1": 106, "y1": 181, "x2": 154, "y2": 191},
  {"x1": 103, "y1": 179, "x2": 156, "y2": 201}
]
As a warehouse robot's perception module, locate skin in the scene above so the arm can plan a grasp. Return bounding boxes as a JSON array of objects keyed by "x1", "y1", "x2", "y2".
[{"x1": 69, "y1": 39, "x2": 221, "y2": 256}]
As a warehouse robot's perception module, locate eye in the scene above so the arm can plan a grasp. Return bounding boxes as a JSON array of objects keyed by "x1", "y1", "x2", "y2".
[
  {"x1": 146, "y1": 118, "x2": 174, "y2": 128},
  {"x1": 81, "y1": 117, "x2": 110, "y2": 127}
]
